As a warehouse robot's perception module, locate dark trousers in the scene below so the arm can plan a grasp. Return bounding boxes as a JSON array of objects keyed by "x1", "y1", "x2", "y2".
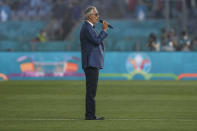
[{"x1": 84, "y1": 67, "x2": 99, "y2": 118}]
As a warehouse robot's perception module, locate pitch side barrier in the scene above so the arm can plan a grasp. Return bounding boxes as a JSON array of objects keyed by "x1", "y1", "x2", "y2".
[{"x1": 0, "y1": 52, "x2": 197, "y2": 80}]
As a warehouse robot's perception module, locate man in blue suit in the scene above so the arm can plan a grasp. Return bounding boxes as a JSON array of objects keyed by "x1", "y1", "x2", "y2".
[{"x1": 80, "y1": 6, "x2": 108, "y2": 120}]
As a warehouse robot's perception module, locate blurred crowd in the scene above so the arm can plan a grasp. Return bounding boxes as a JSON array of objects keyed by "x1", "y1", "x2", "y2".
[
  {"x1": 0, "y1": 0, "x2": 84, "y2": 41},
  {"x1": 146, "y1": 29, "x2": 197, "y2": 52},
  {"x1": 0, "y1": 0, "x2": 83, "y2": 21},
  {"x1": 1, "y1": 0, "x2": 197, "y2": 51}
]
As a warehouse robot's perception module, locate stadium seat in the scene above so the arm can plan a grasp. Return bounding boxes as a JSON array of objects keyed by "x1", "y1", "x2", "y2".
[{"x1": 0, "y1": 20, "x2": 173, "y2": 51}]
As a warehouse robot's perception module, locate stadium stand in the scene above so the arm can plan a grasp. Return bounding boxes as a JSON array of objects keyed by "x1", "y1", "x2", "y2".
[
  {"x1": 0, "y1": 21, "x2": 47, "y2": 41},
  {"x1": 0, "y1": 21, "x2": 47, "y2": 51},
  {"x1": 66, "y1": 19, "x2": 169, "y2": 51},
  {"x1": 0, "y1": 0, "x2": 197, "y2": 52},
  {"x1": 0, "y1": 19, "x2": 172, "y2": 52}
]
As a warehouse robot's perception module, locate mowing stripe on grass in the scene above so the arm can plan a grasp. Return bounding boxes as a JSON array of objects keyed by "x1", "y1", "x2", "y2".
[{"x1": 0, "y1": 118, "x2": 197, "y2": 121}]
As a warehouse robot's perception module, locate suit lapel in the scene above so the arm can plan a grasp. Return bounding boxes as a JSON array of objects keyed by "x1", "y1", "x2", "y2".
[
  {"x1": 85, "y1": 21, "x2": 98, "y2": 36},
  {"x1": 84, "y1": 21, "x2": 104, "y2": 50}
]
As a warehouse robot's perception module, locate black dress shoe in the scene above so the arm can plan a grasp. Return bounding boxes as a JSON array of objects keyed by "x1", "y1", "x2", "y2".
[{"x1": 85, "y1": 116, "x2": 104, "y2": 120}]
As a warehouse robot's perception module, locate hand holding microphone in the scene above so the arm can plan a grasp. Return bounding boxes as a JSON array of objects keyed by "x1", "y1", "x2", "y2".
[{"x1": 99, "y1": 19, "x2": 113, "y2": 31}]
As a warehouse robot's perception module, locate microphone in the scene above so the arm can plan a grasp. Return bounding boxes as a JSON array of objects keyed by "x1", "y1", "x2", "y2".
[{"x1": 99, "y1": 19, "x2": 113, "y2": 29}]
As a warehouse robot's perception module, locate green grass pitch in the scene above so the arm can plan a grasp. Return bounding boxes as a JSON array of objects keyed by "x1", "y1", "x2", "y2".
[{"x1": 0, "y1": 80, "x2": 197, "y2": 131}]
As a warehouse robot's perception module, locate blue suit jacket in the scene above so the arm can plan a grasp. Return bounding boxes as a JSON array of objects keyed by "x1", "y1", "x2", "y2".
[{"x1": 80, "y1": 21, "x2": 108, "y2": 69}]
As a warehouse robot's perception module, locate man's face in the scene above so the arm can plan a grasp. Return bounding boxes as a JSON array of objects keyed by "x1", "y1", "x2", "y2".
[{"x1": 89, "y1": 8, "x2": 99, "y2": 24}]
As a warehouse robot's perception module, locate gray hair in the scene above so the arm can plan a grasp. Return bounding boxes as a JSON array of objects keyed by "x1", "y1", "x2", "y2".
[{"x1": 84, "y1": 6, "x2": 97, "y2": 20}]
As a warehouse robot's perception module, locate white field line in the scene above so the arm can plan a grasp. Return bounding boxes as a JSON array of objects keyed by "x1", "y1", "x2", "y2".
[{"x1": 0, "y1": 118, "x2": 197, "y2": 121}]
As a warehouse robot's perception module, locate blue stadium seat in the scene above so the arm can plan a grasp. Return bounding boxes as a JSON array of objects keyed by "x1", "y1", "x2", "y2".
[
  {"x1": 0, "y1": 21, "x2": 47, "y2": 41},
  {"x1": 0, "y1": 20, "x2": 173, "y2": 51}
]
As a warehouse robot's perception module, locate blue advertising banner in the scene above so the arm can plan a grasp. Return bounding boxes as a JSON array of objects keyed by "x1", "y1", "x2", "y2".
[{"x1": 0, "y1": 52, "x2": 197, "y2": 80}]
